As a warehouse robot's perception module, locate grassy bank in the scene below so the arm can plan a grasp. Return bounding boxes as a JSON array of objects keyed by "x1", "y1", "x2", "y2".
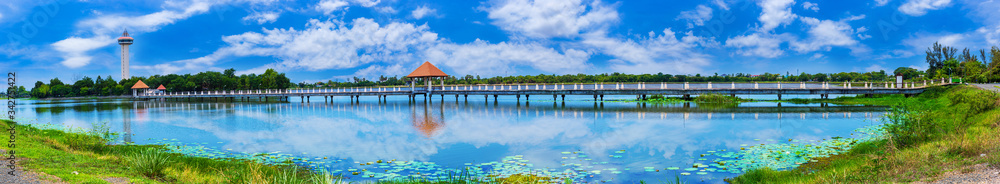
[
  {"x1": 0, "y1": 120, "x2": 332, "y2": 183},
  {"x1": 727, "y1": 85, "x2": 1000, "y2": 183}
]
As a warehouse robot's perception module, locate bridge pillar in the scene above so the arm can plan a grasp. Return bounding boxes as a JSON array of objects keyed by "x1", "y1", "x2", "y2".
[
  {"x1": 307, "y1": 96, "x2": 310, "y2": 103},
  {"x1": 526, "y1": 95, "x2": 529, "y2": 101},
  {"x1": 464, "y1": 95, "x2": 468, "y2": 102},
  {"x1": 516, "y1": 95, "x2": 521, "y2": 102},
  {"x1": 731, "y1": 94, "x2": 736, "y2": 97},
  {"x1": 485, "y1": 95, "x2": 488, "y2": 102},
  {"x1": 494, "y1": 95, "x2": 498, "y2": 102},
  {"x1": 553, "y1": 95, "x2": 557, "y2": 101},
  {"x1": 440, "y1": 94, "x2": 444, "y2": 101},
  {"x1": 778, "y1": 94, "x2": 782, "y2": 100},
  {"x1": 455, "y1": 94, "x2": 459, "y2": 101},
  {"x1": 561, "y1": 95, "x2": 565, "y2": 101},
  {"x1": 594, "y1": 95, "x2": 598, "y2": 101},
  {"x1": 600, "y1": 95, "x2": 604, "y2": 101}
]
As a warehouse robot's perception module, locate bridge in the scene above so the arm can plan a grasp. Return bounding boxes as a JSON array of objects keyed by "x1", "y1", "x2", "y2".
[
  {"x1": 133, "y1": 80, "x2": 952, "y2": 102},
  {"x1": 130, "y1": 62, "x2": 955, "y2": 102}
]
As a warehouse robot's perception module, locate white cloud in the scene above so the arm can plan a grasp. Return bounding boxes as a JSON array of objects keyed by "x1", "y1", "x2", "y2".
[
  {"x1": 316, "y1": 0, "x2": 349, "y2": 14},
  {"x1": 902, "y1": 33, "x2": 967, "y2": 49},
  {"x1": 790, "y1": 17, "x2": 860, "y2": 53},
  {"x1": 758, "y1": 0, "x2": 797, "y2": 32},
  {"x1": 483, "y1": 0, "x2": 619, "y2": 38},
  {"x1": 802, "y1": 2, "x2": 819, "y2": 12},
  {"x1": 78, "y1": 2, "x2": 211, "y2": 35},
  {"x1": 909, "y1": 65, "x2": 926, "y2": 71},
  {"x1": 810, "y1": 53, "x2": 825, "y2": 60},
  {"x1": 676, "y1": 5, "x2": 713, "y2": 29},
  {"x1": 153, "y1": 18, "x2": 590, "y2": 76},
  {"x1": 713, "y1": 0, "x2": 730, "y2": 10},
  {"x1": 856, "y1": 26, "x2": 872, "y2": 40},
  {"x1": 875, "y1": 0, "x2": 891, "y2": 6},
  {"x1": 51, "y1": 36, "x2": 113, "y2": 68},
  {"x1": 426, "y1": 40, "x2": 590, "y2": 75},
  {"x1": 315, "y1": 0, "x2": 384, "y2": 15},
  {"x1": 351, "y1": 0, "x2": 380, "y2": 7},
  {"x1": 53, "y1": 1, "x2": 212, "y2": 68},
  {"x1": 411, "y1": 6, "x2": 436, "y2": 19},
  {"x1": 725, "y1": 33, "x2": 788, "y2": 58},
  {"x1": 877, "y1": 49, "x2": 916, "y2": 59},
  {"x1": 376, "y1": 6, "x2": 397, "y2": 14},
  {"x1": 978, "y1": 26, "x2": 1000, "y2": 45},
  {"x1": 243, "y1": 11, "x2": 280, "y2": 24},
  {"x1": 898, "y1": 0, "x2": 951, "y2": 16},
  {"x1": 864, "y1": 64, "x2": 886, "y2": 72},
  {"x1": 581, "y1": 29, "x2": 712, "y2": 74}
]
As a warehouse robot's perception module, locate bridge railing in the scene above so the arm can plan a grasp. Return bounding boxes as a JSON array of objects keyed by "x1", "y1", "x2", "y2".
[{"x1": 137, "y1": 78, "x2": 955, "y2": 97}]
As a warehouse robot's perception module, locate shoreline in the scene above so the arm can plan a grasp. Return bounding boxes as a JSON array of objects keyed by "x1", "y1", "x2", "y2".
[
  {"x1": 726, "y1": 85, "x2": 1000, "y2": 183},
  {"x1": 6, "y1": 86, "x2": 989, "y2": 183}
]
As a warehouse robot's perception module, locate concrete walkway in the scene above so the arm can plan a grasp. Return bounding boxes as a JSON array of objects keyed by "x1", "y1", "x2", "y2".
[{"x1": 970, "y1": 83, "x2": 1000, "y2": 93}]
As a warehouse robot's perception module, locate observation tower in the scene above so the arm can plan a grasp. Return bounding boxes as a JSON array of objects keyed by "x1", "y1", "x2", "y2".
[{"x1": 118, "y1": 30, "x2": 134, "y2": 80}]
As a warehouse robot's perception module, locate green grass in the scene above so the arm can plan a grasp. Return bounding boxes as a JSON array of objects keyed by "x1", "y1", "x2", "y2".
[
  {"x1": 693, "y1": 93, "x2": 741, "y2": 103},
  {"x1": 0, "y1": 120, "x2": 330, "y2": 183},
  {"x1": 726, "y1": 85, "x2": 1000, "y2": 183}
]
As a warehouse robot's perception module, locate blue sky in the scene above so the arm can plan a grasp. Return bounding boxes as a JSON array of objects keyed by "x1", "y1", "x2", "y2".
[{"x1": 2, "y1": 0, "x2": 998, "y2": 86}]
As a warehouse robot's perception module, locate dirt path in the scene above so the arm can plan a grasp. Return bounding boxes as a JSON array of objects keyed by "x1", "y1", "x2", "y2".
[
  {"x1": 0, "y1": 159, "x2": 64, "y2": 184},
  {"x1": 912, "y1": 163, "x2": 1000, "y2": 184}
]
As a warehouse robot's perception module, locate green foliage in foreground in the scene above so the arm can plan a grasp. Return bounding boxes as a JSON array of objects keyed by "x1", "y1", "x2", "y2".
[{"x1": 727, "y1": 85, "x2": 1000, "y2": 183}]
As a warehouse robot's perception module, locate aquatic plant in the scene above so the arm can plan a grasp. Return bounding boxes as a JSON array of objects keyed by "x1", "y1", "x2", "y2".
[{"x1": 694, "y1": 93, "x2": 740, "y2": 103}]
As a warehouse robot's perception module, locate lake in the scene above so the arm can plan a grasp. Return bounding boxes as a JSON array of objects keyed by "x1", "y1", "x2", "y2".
[{"x1": 14, "y1": 95, "x2": 886, "y2": 183}]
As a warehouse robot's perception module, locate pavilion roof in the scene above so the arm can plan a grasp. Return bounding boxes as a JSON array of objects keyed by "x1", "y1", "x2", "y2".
[
  {"x1": 131, "y1": 80, "x2": 149, "y2": 89},
  {"x1": 157, "y1": 84, "x2": 166, "y2": 90},
  {"x1": 406, "y1": 61, "x2": 448, "y2": 78}
]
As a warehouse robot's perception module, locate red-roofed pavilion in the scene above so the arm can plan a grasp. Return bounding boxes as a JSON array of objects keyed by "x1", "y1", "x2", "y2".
[
  {"x1": 407, "y1": 61, "x2": 448, "y2": 94},
  {"x1": 131, "y1": 80, "x2": 149, "y2": 97}
]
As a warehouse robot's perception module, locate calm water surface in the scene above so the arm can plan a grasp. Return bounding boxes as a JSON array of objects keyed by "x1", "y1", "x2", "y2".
[{"x1": 15, "y1": 95, "x2": 885, "y2": 183}]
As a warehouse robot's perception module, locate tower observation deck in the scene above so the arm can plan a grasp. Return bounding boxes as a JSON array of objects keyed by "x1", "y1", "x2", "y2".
[{"x1": 118, "y1": 30, "x2": 134, "y2": 80}]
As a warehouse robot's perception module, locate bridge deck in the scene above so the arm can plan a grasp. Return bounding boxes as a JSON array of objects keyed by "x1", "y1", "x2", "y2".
[{"x1": 135, "y1": 82, "x2": 951, "y2": 99}]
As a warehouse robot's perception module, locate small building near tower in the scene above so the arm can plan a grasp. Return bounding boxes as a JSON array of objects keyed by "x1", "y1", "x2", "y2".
[
  {"x1": 153, "y1": 84, "x2": 166, "y2": 94},
  {"x1": 131, "y1": 80, "x2": 149, "y2": 97}
]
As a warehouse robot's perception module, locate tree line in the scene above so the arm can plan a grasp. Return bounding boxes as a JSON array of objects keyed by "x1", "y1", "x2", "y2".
[
  {"x1": 29, "y1": 68, "x2": 291, "y2": 98},
  {"x1": 923, "y1": 42, "x2": 1000, "y2": 83}
]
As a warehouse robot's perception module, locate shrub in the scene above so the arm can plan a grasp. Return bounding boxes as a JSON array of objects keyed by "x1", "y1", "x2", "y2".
[
  {"x1": 694, "y1": 93, "x2": 739, "y2": 103},
  {"x1": 127, "y1": 148, "x2": 173, "y2": 179}
]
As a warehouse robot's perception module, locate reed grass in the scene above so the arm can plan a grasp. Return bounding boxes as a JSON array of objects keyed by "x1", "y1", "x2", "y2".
[{"x1": 126, "y1": 148, "x2": 173, "y2": 179}]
